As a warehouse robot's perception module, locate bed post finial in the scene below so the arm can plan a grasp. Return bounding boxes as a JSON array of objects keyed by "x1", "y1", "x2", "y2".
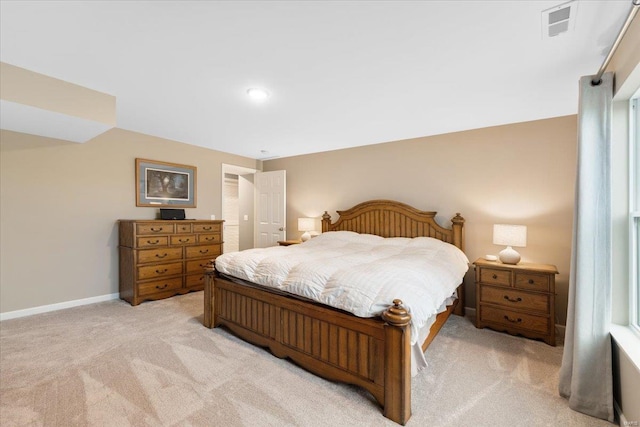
[
  {"x1": 451, "y1": 213, "x2": 465, "y2": 252},
  {"x1": 382, "y1": 299, "x2": 411, "y2": 326},
  {"x1": 322, "y1": 211, "x2": 332, "y2": 233}
]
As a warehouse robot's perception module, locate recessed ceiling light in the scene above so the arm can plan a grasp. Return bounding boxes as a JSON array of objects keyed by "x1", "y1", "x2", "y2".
[{"x1": 246, "y1": 88, "x2": 270, "y2": 101}]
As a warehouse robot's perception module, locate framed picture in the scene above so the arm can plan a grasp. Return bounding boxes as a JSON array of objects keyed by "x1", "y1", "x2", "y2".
[{"x1": 136, "y1": 158, "x2": 197, "y2": 207}]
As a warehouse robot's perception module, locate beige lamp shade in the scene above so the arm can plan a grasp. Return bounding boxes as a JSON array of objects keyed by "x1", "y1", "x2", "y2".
[
  {"x1": 298, "y1": 218, "x2": 315, "y2": 242},
  {"x1": 493, "y1": 224, "x2": 527, "y2": 264}
]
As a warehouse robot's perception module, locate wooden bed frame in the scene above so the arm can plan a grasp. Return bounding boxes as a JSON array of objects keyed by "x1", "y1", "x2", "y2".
[{"x1": 203, "y1": 200, "x2": 465, "y2": 425}]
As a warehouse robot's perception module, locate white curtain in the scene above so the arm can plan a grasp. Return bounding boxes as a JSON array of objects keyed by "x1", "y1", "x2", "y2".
[{"x1": 559, "y1": 72, "x2": 613, "y2": 422}]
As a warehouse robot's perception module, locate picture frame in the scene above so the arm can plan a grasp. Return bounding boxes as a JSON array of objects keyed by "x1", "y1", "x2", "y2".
[{"x1": 135, "y1": 158, "x2": 197, "y2": 207}]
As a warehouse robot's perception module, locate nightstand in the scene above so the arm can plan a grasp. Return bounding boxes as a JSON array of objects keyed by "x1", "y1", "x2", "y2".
[
  {"x1": 474, "y1": 258, "x2": 558, "y2": 346},
  {"x1": 277, "y1": 240, "x2": 302, "y2": 246}
]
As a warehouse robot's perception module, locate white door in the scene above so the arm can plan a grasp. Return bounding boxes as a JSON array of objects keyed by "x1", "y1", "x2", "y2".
[{"x1": 255, "y1": 170, "x2": 286, "y2": 247}]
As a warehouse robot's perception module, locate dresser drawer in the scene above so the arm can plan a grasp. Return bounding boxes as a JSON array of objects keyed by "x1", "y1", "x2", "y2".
[
  {"x1": 198, "y1": 233, "x2": 221, "y2": 244},
  {"x1": 138, "y1": 277, "x2": 183, "y2": 296},
  {"x1": 185, "y1": 244, "x2": 221, "y2": 259},
  {"x1": 193, "y1": 223, "x2": 221, "y2": 233},
  {"x1": 479, "y1": 268, "x2": 511, "y2": 286},
  {"x1": 186, "y1": 259, "x2": 211, "y2": 274},
  {"x1": 515, "y1": 272, "x2": 550, "y2": 292},
  {"x1": 176, "y1": 223, "x2": 192, "y2": 233},
  {"x1": 136, "y1": 223, "x2": 174, "y2": 235},
  {"x1": 480, "y1": 285, "x2": 549, "y2": 313},
  {"x1": 138, "y1": 247, "x2": 183, "y2": 264},
  {"x1": 136, "y1": 236, "x2": 169, "y2": 248},
  {"x1": 137, "y1": 262, "x2": 183, "y2": 280},
  {"x1": 170, "y1": 234, "x2": 196, "y2": 245},
  {"x1": 185, "y1": 273, "x2": 205, "y2": 288},
  {"x1": 479, "y1": 305, "x2": 549, "y2": 334}
]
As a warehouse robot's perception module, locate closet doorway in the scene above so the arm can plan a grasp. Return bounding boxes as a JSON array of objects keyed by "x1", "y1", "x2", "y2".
[{"x1": 221, "y1": 164, "x2": 258, "y2": 253}]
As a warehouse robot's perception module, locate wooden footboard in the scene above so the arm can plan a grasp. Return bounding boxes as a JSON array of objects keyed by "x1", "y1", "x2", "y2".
[{"x1": 204, "y1": 268, "x2": 412, "y2": 425}]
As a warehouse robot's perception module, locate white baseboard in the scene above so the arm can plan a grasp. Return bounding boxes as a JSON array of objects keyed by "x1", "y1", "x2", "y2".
[
  {"x1": 614, "y1": 400, "x2": 634, "y2": 427},
  {"x1": 0, "y1": 293, "x2": 120, "y2": 321}
]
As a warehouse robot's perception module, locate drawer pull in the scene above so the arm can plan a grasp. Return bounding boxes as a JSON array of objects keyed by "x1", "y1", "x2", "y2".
[
  {"x1": 503, "y1": 295, "x2": 522, "y2": 303},
  {"x1": 199, "y1": 276, "x2": 204, "y2": 281},
  {"x1": 147, "y1": 240, "x2": 160, "y2": 245},
  {"x1": 503, "y1": 315, "x2": 522, "y2": 324},
  {"x1": 155, "y1": 284, "x2": 169, "y2": 290},
  {"x1": 203, "y1": 226, "x2": 213, "y2": 231},
  {"x1": 150, "y1": 227, "x2": 164, "y2": 232},
  {"x1": 205, "y1": 237, "x2": 216, "y2": 241},
  {"x1": 155, "y1": 268, "x2": 168, "y2": 274},
  {"x1": 528, "y1": 279, "x2": 535, "y2": 285},
  {"x1": 199, "y1": 249, "x2": 209, "y2": 254},
  {"x1": 179, "y1": 238, "x2": 191, "y2": 243},
  {"x1": 492, "y1": 274, "x2": 498, "y2": 279},
  {"x1": 155, "y1": 253, "x2": 168, "y2": 259}
]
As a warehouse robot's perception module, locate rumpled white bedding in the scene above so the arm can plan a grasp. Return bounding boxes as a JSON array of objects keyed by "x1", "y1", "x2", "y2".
[{"x1": 215, "y1": 231, "x2": 469, "y2": 349}]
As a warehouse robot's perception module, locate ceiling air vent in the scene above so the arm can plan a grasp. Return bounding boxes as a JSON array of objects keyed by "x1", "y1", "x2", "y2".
[{"x1": 542, "y1": 1, "x2": 578, "y2": 39}]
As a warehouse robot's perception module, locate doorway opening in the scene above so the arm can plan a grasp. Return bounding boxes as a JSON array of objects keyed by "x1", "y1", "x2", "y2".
[{"x1": 221, "y1": 164, "x2": 258, "y2": 252}]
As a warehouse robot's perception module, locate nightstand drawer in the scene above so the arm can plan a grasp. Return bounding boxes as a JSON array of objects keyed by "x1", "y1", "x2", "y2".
[
  {"x1": 480, "y1": 285, "x2": 549, "y2": 312},
  {"x1": 479, "y1": 305, "x2": 550, "y2": 334},
  {"x1": 479, "y1": 268, "x2": 511, "y2": 286},
  {"x1": 515, "y1": 273, "x2": 550, "y2": 292}
]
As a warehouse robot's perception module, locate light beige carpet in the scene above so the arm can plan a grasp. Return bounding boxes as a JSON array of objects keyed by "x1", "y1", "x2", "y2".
[{"x1": 1, "y1": 292, "x2": 611, "y2": 426}]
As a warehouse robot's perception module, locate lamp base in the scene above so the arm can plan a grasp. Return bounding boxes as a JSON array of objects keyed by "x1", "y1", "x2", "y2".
[
  {"x1": 499, "y1": 246, "x2": 521, "y2": 264},
  {"x1": 300, "y1": 231, "x2": 311, "y2": 242}
]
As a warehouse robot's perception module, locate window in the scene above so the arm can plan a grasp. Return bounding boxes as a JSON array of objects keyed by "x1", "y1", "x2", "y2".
[{"x1": 631, "y1": 96, "x2": 640, "y2": 330}]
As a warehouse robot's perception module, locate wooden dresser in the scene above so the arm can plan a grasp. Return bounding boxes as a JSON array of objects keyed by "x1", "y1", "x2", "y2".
[
  {"x1": 119, "y1": 220, "x2": 223, "y2": 305},
  {"x1": 474, "y1": 258, "x2": 558, "y2": 346}
]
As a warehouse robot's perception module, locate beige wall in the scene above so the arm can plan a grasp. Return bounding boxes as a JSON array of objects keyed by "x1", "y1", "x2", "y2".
[
  {"x1": 264, "y1": 115, "x2": 577, "y2": 324},
  {"x1": 0, "y1": 128, "x2": 258, "y2": 313}
]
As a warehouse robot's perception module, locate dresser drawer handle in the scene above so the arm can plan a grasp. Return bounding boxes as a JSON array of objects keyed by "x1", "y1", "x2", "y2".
[
  {"x1": 155, "y1": 268, "x2": 168, "y2": 274},
  {"x1": 147, "y1": 240, "x2": 160, "y2": 245},
  {"x1": 155, "y1": 253, "x2": 168, "y2": 259},
  {"x1": 528, "y1": 279, "x2": 535, "y2": 284},
  {"x1": 492, "y1": 274, "x2": 498, "y2": 279},
  {"x1": 503, "y1": 295, "x2": 522, "y2": 303},
  {"x1": 203, "y1": 226, "x2": 213, "y2": 231},
  {"x1": 503, "y1": 315, "x2": 522, "y2": 324},
  {"x1": 155, "y1": 284, "x2": 169, "y2": 290},
  {"x1": 150, "y1": 227, "x2": 163, "y2": 232},
  {"x1": 199, "y1": 249, "x2": 209, "y2": 254},
  {"x1": 205, "y1": 237, "x2": 216, "y2": 241},
  {"x1": 198, "y1": 276, "x2": 204, "y2": 281},
  {"x1": 178, "y1": 238, "x2": 191, "y2": 243}
]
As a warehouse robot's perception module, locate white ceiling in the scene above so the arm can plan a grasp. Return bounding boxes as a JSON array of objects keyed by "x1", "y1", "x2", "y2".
[{"x1": 0, "y1": 1, "x2": 632, "y2": 159}]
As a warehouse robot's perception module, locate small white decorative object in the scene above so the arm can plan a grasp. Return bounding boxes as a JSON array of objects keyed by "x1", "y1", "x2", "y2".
[
  {"x1": 493, "y1": 224, "x2": 527, "y2": 265},
  {"x1": 298, "y1": 217, "x2": 315, "y2": 242}
]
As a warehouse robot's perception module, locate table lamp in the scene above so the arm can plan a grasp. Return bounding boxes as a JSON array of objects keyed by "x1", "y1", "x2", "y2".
[
  {"x1": 298, "y1": 218, "x2": 315, "y2": 242},
  {"x1": 493, "y1": 224, "x2": 527, "y2": 264}
]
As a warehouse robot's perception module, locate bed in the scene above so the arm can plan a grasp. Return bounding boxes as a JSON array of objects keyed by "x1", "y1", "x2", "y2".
[{"x1": 203, "y1": 200, "x2": 466, "y2": 425}]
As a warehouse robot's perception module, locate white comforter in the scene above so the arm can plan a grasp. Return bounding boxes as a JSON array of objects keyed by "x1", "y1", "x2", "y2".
[{"x1": 215, "y1": 231, "x2": 469, "y2": 345}]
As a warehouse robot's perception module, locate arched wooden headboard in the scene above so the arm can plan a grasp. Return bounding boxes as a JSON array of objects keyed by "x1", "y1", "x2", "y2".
[{"x1": 321, "y1": 199, "x2": 464, "y2": 251}]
